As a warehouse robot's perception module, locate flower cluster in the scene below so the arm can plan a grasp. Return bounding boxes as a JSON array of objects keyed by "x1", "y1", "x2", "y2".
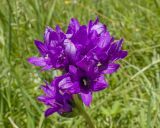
[{"x1": 28, "y1": 17, "x2": 127, "y2": 117}]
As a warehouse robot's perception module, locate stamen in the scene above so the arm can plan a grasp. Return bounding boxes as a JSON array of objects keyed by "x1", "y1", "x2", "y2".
[
  {"x1": 97, "y1": 62, "x2": 102, "y2": 66},
  {"x1": 83, "y1": 79, "x2": 87, "y2": 86},
  {"x1": 44, "y1": 54, "x2": 49, "y2": 59}
]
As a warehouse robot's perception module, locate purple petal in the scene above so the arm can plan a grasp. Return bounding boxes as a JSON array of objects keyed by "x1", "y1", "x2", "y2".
[
  {"x1": 109, "y1": 39, "x2": 128, "y2": 61},
  {"x1": 91, "y1": 22, "x2": 106, "y2": 35},
  {"x1": 55, "y1": 25, "x2": 61, "y2": 33},
  {"x1": 111, "y1": 50, "x2": 128, "y2": 62},
  {"x1": 64, "y1": 39, "x2": 76, "y2": 57},
  {"x1": 34, "y1": 40, "x2": 47, "y2": 56},
  {"x1": 69, "y1": 65, "x2": 78, "y2": 75},
  {"x1": 58, "y1": 75, "x2": 80, "y2": 94},
  {"x1": 37, "y1": 95, "x2": 46, "y2": 102},
  {"x1": 80, "y1": 92, "x2": 92, "y2": 106},
  {"x1": 97, "y1": 32, "x2": 111, "y2": 48},
  {"x1": 67, "y1": 18, "x2": 80, "y2": 34},
  {"x1": 41, "y1": 85, "x2": 56, "y2": 97},
  {"x1": 58, "y1": 76, "x2": 73, "y2": 89},
  {"x1": 89, "y1": 30, "x2": 99, "y2": 42},
  {"x1": 116, "y1": 50, "x2": 128, "y2": 60},
  {"x1": 76, "y1": 54, "x2": 97, "y2": 72},
  {"x1": 87, "y1": 20, "x2": 93, "y2": 33},
  {"x1": 28, "y1": 57, "x2": 46, "y2": 66},
  {"x1": 93, "y1": 17, "x2": 99, "y2": 24},
  {"x1": 41, "y1": 65, "x2": 53, "y2": 71},
  {"x1": 45, "y1": 107, "x2": 59, "y2": 117},
  {"x1": 71, "y1": 26, "x2": 88, "y2": 46},
  {"x1": 104, "y1": 63, "x2": 120, "y2": 74},
  {"x1": 44, "y1": 27, "x2": 52, "y2": 44},
  {"x1": 110, "y1": 39, "x2": 123, "y2": 54},
  {"x1": 92, "y1": 75, "x2": 108, "y2": 91},
  {"x1": 44, "y1": 27, "x2": 59, "y2": 45},
  {"x1": 55, "y1": 25, "x2": 66, "y2": 42}
]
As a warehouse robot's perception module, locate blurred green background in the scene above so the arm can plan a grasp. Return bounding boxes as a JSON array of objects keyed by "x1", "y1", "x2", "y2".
[{"x1": 0, "y1": 0, "x2": 160, "y2": 127}]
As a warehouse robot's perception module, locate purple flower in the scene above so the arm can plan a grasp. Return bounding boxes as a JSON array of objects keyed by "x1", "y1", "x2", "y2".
[
  {"x1": 28, "y1": 17, "x2": 128, "y2": 116},
  {"x1": 57, "y1": 65, "x2": 108, "y2": 106},
  {"x1": 52, "y1": 18, "x2": 127, "y2": 107},
  {"x1": 37, "y1": 78, "x2": 73, "y2": 117},
  {"x1": 28, "y1": 26, "x2": 68, "y2": 70}
]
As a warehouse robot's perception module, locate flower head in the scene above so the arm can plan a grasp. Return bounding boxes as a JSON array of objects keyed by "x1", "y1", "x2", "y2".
[
  {"x1": 28, "y1": 17, "x2": 128, "y2": 116},
  {"x1": 37, "y1": 78, "x2": 73, "y2": 117},
  {"x1": 28, "y1": 26, "x2": 68, "y2": 70},
  {"x1": 52, "y1": 18, "x2": 127, "y2": 106}
]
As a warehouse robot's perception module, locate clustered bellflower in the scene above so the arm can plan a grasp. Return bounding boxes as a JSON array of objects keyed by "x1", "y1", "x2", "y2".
[{"x1": 28, "y1": 17, "x2": 128, "y2": 117}]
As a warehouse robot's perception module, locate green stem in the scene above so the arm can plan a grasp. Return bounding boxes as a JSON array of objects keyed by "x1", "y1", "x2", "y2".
[
  {"x1": 80, "y1": 106, "x2": 95, "y2": 128},
  {"x1": 73, "y1": 95, "x2": 95, "y2": 128}
]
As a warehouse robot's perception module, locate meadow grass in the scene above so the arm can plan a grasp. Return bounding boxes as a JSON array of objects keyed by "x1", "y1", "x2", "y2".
[{"x1": 0, "y1": 0, "x2": 160, "y2": 127}]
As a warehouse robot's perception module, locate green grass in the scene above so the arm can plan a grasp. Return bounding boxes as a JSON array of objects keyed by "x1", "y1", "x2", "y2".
[{"x1": 0, "y1": 0, "x2": 160, "y2": 127}]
